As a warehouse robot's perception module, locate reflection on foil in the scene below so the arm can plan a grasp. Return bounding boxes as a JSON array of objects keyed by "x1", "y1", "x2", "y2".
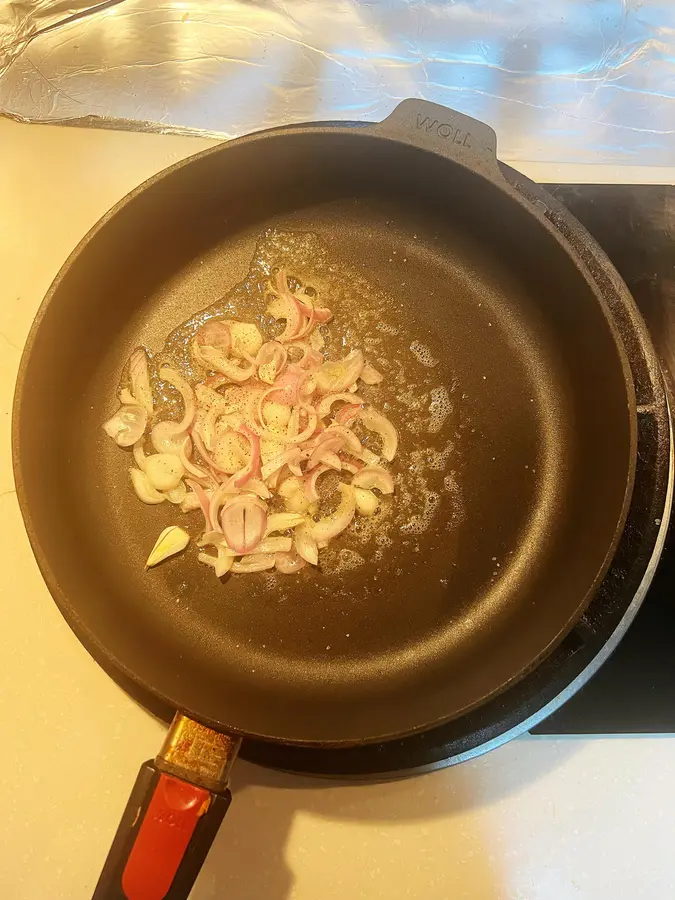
[{"x1": 1, "y1": 0, "x2": 675, "y2": 163}]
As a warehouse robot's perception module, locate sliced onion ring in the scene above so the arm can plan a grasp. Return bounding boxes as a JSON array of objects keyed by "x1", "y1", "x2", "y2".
[
  {"x1": 198, "y1": 546, "x2": 235, "y2": 577},
  {"x1": 256, "y1": 341, "x2": 287, "y2": 384}
]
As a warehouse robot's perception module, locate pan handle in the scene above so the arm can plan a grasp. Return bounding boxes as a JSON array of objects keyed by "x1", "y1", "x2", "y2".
[
  {"x1": 370, "y1": 99, "x2": 503, "y2": 180},
  {"x1": 92, "y1": 714, "x2": 241, "y2": 900}
]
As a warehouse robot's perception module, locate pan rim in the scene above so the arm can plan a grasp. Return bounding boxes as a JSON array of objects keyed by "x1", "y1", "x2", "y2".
[{"x1": 12, "y1": 118, "x2": 638, "y2": 747}]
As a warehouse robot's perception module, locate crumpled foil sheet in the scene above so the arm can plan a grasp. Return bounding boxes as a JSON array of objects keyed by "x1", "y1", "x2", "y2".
[{"x1": 1, "y1": 0, "x2": 674, "y2": 163}]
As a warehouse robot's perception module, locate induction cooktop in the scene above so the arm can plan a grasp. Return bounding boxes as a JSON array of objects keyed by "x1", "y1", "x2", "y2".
[{"x1": 533, "y1": 184, "x2": 675, "y2": 735}]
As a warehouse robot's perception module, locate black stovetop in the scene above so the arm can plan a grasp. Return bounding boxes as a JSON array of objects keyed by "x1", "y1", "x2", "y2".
[{"x1": 534, "y1": 184, "x2": 675, "y2": 735}]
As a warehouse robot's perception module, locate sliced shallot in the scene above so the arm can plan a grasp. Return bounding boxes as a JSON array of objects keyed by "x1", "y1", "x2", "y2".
[
  {"x1": 195, "y1": 320, "x2": 232, "y2": 353},
  {"x1": 304, "y1": 464, "x2": 330, "y2": 502},
  {"x1": 325, "y1": 424, "x2": 362, "y2": 456},
  {"x1": 316, "y1": 350, "x2": 364, "y2": 394},
  {"x1": 231, "y1": 554, "x2": 276, "y2": 573},
  {"x1": 194, "y1": 342, "x2": 255, "y2": 382},
  {"x1": 261, "y1": 447, "x2": 306, "y2": 480},
  {"x1": 358, "y1": 408, "x2": 398, "y2": 461},
  {"x1": 275, "y1": 549, "x2": 307, "y2": 574},
  {"x1": 220, "y1": 475, "x2": 272, "y2": 500},
  {"x1": 129, "y1": 348, "x2": 154, "y2": 414},
  {"x1": 180, "y1": 438, "x2": 210, "y2": 480},
  {"x1": 233, "y1": 425, "x2": 261, "y2": 488},
  {"x1": 130, "y1": 468, "x2": 164, "y2": 504},
  {"x1": 229, "y1": 322, "x2": 263, "y2": 360},
  {"x1": 256, "y1": 341, "x2": 287, "y2": 384},
  {"x1": 198, "y1": 546, "x2": 235, "y2": 577},
  {"x1": 289, "y1": 343, "x2": 323, "y2": 372},
  {"x1": 308, "y1": 483, "x2": 356, "y2": 544},
  {"x1": 106, "y1": 263, "x2": 408, "y2": 580},
  {"x1": 335, "y1": 403, "x2": 363, "y2": 427},
  {"x1": 159, "y1": 367, "x2": 196, "y2": 432},
  {"x1": 273, "y1": 270, "x2": 305, "y2": 342},
  {"x1": 103, "y1": 404, "x2": 147, "y2": 447},
  {"x1": 180, "y1": 492, "x2": 203, "y2": 513},
  {"x1": 266, "y1": 512, "x2": 305, "y2": 534},
  {"x1": 316, "y1": 392, "x2": 364, "y2": 419},
  {"x1": 165, "y1": 482, "x2": 188, "y2": 505},
  {"x1": 251, "y1": 537, "x2": 293, "y2": 555},
  {"x1": 351, "y1": 465, "x2": 395, "y2": 494},
  {"x1": 307, "y1": 435, "x2": 342, "y2": 471},
  {"x1": 360, "y1": 363, "x2": 384, "y2": 385},
  {"x1": 151, "y1": 421, "x2": 188, "y2": 456},
  {"x1": 151, "y1": 367, "x2": 196, "y2": 453},
  {"x1": 295, "y1": 524, "x2": 319, "y2": 566},
  {"x1": 220, "y1": 495, "x2": 267, "y2": 554},
  {"x1": 283, "y1": 404, "x2": 318, "y2": 445},
  {"x1": 185, "y1": 479, "x2": 214, "y2": 530}
]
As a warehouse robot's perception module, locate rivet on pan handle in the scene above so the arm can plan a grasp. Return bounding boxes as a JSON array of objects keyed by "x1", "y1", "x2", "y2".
[
  {"x1": 92, "y1": 714, "x2": 241, "y2": 900},
  {"x1": 371, "y1": 99, "x2": 504, "y2": 181}
]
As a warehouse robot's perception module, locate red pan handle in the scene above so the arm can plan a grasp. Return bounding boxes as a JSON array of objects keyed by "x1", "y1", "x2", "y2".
[{"x1": 92, "y1": 715, "x2": 241, "y2": 900}]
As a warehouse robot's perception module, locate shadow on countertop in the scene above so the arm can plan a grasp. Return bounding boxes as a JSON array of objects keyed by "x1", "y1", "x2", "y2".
[{"x1": 190, "y1": 737, "x2": 579, "y2": 900}]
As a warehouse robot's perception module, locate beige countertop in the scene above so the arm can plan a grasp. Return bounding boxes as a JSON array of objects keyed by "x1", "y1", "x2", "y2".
[{"x1": 1, "y1": 118, "x2": 674, "y2": 900}]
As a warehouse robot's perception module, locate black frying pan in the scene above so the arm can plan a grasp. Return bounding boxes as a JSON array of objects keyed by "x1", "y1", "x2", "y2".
[{"x1": 13, "y1": 101, "x2": 636, "y2": 898}]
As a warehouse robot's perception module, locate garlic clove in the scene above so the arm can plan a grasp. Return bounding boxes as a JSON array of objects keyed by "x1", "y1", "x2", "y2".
[
  {"x1": 144, "y1": 453, "x2": 185, "y2": 492},
  {"x1": 145, "y1": 526, "x2": 190, "y2": 568},
  {"x1": 354, "y1": 487, "x2": 380, "y2": 516}
]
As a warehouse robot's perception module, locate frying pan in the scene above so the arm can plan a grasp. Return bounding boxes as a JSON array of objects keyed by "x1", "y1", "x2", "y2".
[{"x1": 13, "y1": 100, "x2": 636, "y2": 898}]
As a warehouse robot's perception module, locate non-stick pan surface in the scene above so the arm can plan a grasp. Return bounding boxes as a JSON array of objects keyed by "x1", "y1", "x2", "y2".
[{"x1": 13, "y1": 102, "x2": 636, "y2": 744}]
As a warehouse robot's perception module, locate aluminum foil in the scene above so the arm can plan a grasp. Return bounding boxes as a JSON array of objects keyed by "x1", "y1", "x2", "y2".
[{"x1": 1, "y1": 0, "x2": 674, "y2": 164}]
